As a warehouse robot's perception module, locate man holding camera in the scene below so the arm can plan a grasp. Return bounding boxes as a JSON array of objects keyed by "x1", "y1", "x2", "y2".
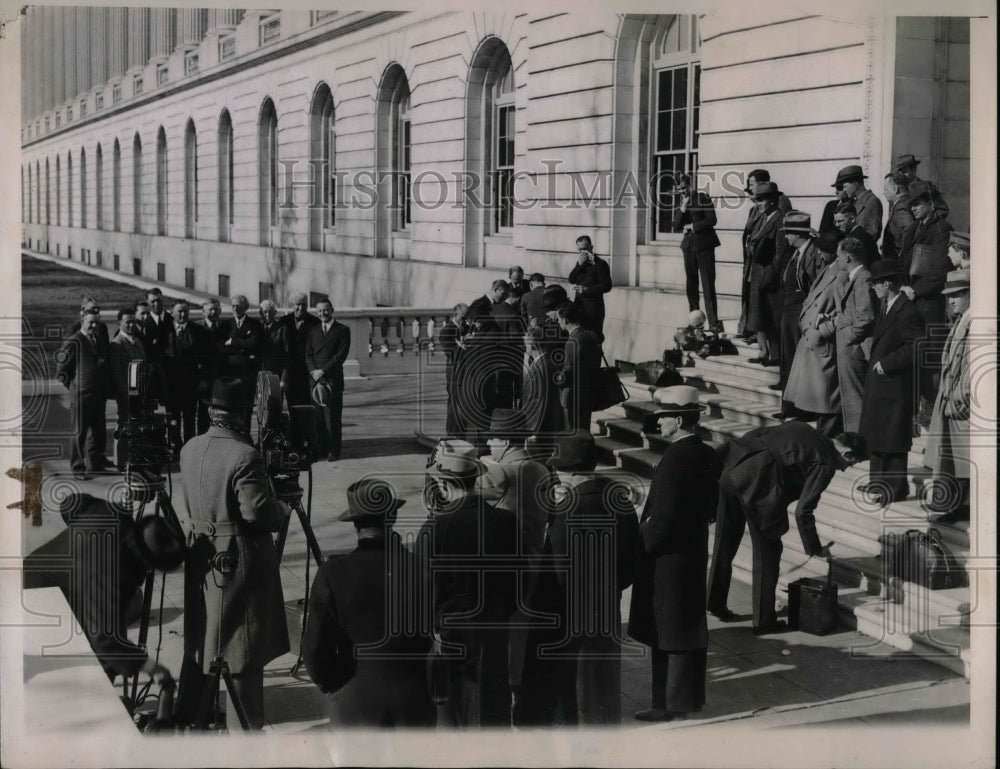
[
  {"x1": 568, "y1": 235, "x2": 612, "y2": 339},
  {"x1": 175, "y1": 378, "x2": 291, "y2": 730}
]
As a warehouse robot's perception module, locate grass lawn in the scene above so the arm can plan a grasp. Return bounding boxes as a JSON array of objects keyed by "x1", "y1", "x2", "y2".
[{"x1": 20, "y1": 254, "x2": 183, "y2": 379}]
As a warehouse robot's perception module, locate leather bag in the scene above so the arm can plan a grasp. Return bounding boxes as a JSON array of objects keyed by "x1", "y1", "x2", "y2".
[
  {"x1": 590, "y1": 353, "x2": 629, "y2": 412},
  {"x1": 878, "y1": 528, "x2": 965, "y2": 590}
]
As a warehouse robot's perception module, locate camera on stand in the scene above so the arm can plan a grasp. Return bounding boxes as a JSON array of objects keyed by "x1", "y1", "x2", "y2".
[{"x1": 255, "y1": 372, "x2": 323, "y2": 502}]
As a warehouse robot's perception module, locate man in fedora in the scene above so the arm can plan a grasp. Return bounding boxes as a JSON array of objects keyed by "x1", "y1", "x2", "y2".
[
  {"x1": 769, "y1": 210, "x2": 825, "y2": 395},
  {"x1": 672, "y1": 174, "x2": 723, "y2": 333},
  {"x1": 881, "y1": 171, "x2": 916, "y2": 262},
  {"x1": 417, "y1": 444, "x2": 519, "y2": 727},
  {"x1": 743, "y1": 181, "x2": 787, "y2": 367},
  {"x1": 739, "y1": 170, "x2": 792, "y2": 339},
  {"x1": 858, "y1": 259, "x2": 927, "y2": 507},
  {"x1": 895, "y1": 154, "x2": 949, "y2": 219},
  {"x1": 948, "y1": 231, "x2": 970, "y2": 271},
  {"x1": 923, "y1": 269, "x2": 972, "y2": 523},
  {"x1": 833, "y1": 165, "x2": 882, "y2": 241},
  {"x1": 175, "y1": 377, "x2": 291, "y2": 730},
  {"x1": 707, "y1": 421, "x2": 846, "y2": 633},
  {"x1": 832, "y1": 202, "x2": 879, "y2": 269},
  {"x1": 629, "y1": 386, "x2": 721, "y2": 721},
  {"x1": 306, "y1": 299, "x2": 351, "y2": 461},
  {"x1": 302, "y1": 479, "x2": 436, "y2": 727}
]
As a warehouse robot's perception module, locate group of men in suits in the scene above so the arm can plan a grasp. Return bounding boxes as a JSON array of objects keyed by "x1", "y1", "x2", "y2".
[{"x1": 56, "y1": 289, "x2": 351, "y2": 478}]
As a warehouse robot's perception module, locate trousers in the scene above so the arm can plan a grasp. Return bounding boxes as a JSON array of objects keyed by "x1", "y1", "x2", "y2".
[{"x1": 683, "y1": 247, "x2": 719, "y2": 328}]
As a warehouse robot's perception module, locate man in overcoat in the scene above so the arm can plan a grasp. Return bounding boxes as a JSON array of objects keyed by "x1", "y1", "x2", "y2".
[
  {"x1": 220, "y1": 294, "x2": 264, "y2": 386},
  {"x1": 881, "y1": 171, "x2": 916, "y2": 262},
  {"x1": 277, "y1": 292, "x2": 321, "y2": 409},
  {"x1": 108, "y1": 308, "x2": 146, "y2": 470},
  {"x1": 165, "y1": 300, "x2": 214, "y2": 446},
  {"x1": 440, "y1": 303, "x2": 469, "y2": 436},
  {"x1": 738, "y1": 170, "x2": 792, "y2": 339},
  {"x1": 895, "y1": 153, "x2": 950, "y2": 220},
  {"x1": 56, "y1": 308, "x2": 111, "y2": 480},
  {"x1": 520, "y1": 273, "x2": 548, "y2": 330},
  {"x1": 302, "y1": 479, "x2": 436, "y2": 727},
  {"x1": 568, "y1": 235, "x2": 613, "y2": 339},
  {"x1": 706, "y1": 421, "x2": 846, "y2": 632},
  {"x1": 257, "y1": 299, "x2": 290, "y2": 380},
  {"x1": 858, "y1": 260, "x2": 927, "y2": 507},
  {"x1": 197, "y1": 298, "x2": 227, "y2": 434},
  {"x1": 672, "y1": 174, "x2": 723, "y2": 332},
  {"x1": 832, "y1": 202, "x2": 879, "y2": 269},
  {"x1": 782, "y1": 245, "x2": 845, "y2": 436},
  {"x1": 835, "y1": 165, "x2": 882, "y2": 240},
  {"x1": 826, "y1": 238, "x2": 876, "y2": 458},
  {"x1": 923, "y1": 269, "x2": 971, "y2": 523},
  {"x1": 743, "y1": 182, "x2": 787, "y2": 366},
  {"x1": 305, "y1": 299, "x2": 351, "y2": 461},
  {"x1": 176, "y1": 378, "x2": 291, "y2": 730},
  {"x1": 521, "y1": 325, "x2": 566, "y2": 439},
  {"x1": 556, "y1": 303, "x2": 602, "y2": 431},
  {"x1": 628, "y1": 386, "x2": 721, "y2": 721}
]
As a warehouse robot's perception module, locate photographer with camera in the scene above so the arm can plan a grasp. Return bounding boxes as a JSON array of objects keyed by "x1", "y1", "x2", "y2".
[{"x1": 174, "y1": 377, "x2": 291, "y2": 730}]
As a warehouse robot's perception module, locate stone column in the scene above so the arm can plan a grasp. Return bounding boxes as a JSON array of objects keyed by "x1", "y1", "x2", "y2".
[
  {"x1": 54, "y1": 9, "x2": 66, "y2": 106},
  {"x1": 151, "y1": 9, "x2": 177, "y2": 59},
  {"x1": 107, "y1": 9, "x2": 127, "y2": 80},
  {"x1": 127, "y1": 8, "x2": 150, "y2": 71},
  {"x1": 91, "y1": 8, "x2": 108, "y2": 86},
  {"x1": 209, "y1": 9, "x2": 245, "y2": 33},
  {"x1": 176, "y1": 9, "x2": 209, "y2": 49},
  {"x1": 76, "y1": 8, "x2": 92, "y2": 97},
  {"x1": 42, "y1": 6, "x2": 54, "y2": 114}
]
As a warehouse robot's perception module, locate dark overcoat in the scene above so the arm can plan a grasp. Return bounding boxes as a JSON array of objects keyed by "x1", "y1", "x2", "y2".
[
  {"x1": 628, "y1": 435, "x2": 721, "y2": 651},
  {"x1": 521, "y1": 350, "x2": 565, "y2": 438},
  {"x1": 219, "y1": 316, "x2": 265, "y2": 381},
  {"x1": 744, "y1": 206, "x2": 786, "y2": 335},
  {"x1": 898, "y1": 214, "x2": 953, "y2": 329},
  {"x1": 859, "y1": 294, "x2": 926, "y2": 453},
  {"x1": 179, "y1": 426, "x2": 290, "y2": 674},
  {"x1": 277, "y1": 312, "x2": 321, "y2": 405},
  {"x1": 568, "y1": 256, "x2": 613, "y2": 334}
]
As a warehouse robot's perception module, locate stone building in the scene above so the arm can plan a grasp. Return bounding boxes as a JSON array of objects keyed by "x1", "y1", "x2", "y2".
[{"x1": 19, "y1": 7, "x2": 975, "y2": 363}]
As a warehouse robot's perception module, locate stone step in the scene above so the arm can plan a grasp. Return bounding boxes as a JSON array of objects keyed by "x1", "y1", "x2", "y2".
[{"x1": 690, "y1": 352, "x2": 782, "y2": 385}]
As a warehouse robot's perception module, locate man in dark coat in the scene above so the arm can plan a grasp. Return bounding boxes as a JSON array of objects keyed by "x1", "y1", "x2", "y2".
[
  {"x1": 108, "y1": 308, "x2": 146, "y2": 470},
  {"x1": 175, "y1": 378, "x2": 291, "y2": 730},
  {"x1": 257, "y1": 299, "x2": 290, "y2": 381},
  {"x1": 277, "y1": 292, "x2": 321, "y2": 409},
  {"x1": 835, "y1": 165, "x2": 882, "y2": 241},
  {"x1": 858, "y1": 260, "x2": 927, "y2": 507},
  {"x1": 66, "y1": 295, "x2": 111, "y2": 346},
  {"x1": 744, "y1": 182, "x2": 787, "y2": 366},
  {"x1": 521, "y1": 325, "x2": 565, "y2": 439},
  {"x1": 220, "y1": 294, "x2": 264, "y2": 386},
  {"x1": 738, "y1": 170, "x2": 792, "y2": 339},
  {"x1": 197, "y1": 298, "x2": 227, "y2": 435},
  {"x1": 628, "y1": 386, "x2": 721, "y2": 721},
  {"x1": 56, "y1": 308, "x2": 111, "y2": 479},
  {"x1": 507, "y1": 266, "x2": 531, "y2": 306},
  {"x1": 491, "y1": 292, "x2": 527, "y2": 409},
  {"x1": 556, "y1": 303, "x2": 602, "y2": 431},
  {"x1": 832, "y1": 202, "x2": 879, "y2": 269},
  {"x1": 142, "y1": 288, "x2": 173, "y2": 363},
  {"x1": 417, "y1": 448, "x2": 519, "y2": 727},
  {"x1": 302, "y1": 479, "x2": 436, "y2": 727},
  {"x1": 467, "y1": 280, "x2": 508, "y2": 322},
  {"x1": 568, "y1": 235, "x2": 612, "y2": 339},
  {"x1": 439, "y1": 303, "x2": 469, "y2": 436},
  {"x1": 305, "y1": 299, "x2": 351, "y2": 461},
  {"x1": 881, "y1": 171, "x2": 916, "y2": 262},
  {"x1": 895, "y1": 153, "x2": 949, "y2": 220},
  {"x1": 672, "y1": 174, "x2": 723, "y2": 332},
  {"x1": 165, "y1": 300, "x2": 214, "y2": 446},
  {"x1": 706, "y1": 421, "x2": 847, "y2": 632},
  {"x1": 520, "y1": 273, "x2": 547, "y2": 330}
]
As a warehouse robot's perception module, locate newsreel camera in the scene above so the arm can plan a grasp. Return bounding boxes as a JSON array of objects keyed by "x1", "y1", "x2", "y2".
[{"x1": 115, "y1": 360, "x2": 179, "y2": 503}]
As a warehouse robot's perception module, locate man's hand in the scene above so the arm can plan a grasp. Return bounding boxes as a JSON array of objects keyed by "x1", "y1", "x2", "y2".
[
  {"x1": 901, "y1": 285, "x2": 916, "y2": 301},
  {"x1": 141, "y1": 659, "x2": 172, "y2": 687},
  {"x1": 310, "y1": 369, "x2": 324, "y2": 382},
  {"x1": 805, "y1": 329, "x2": 823, "y2": 349},
  {"x1": 224, "y1": 338, "x2": 232, "y2": 346},
  {"x1": 577, "y1": 251, "x2": 592, "y2": 266},
  {"x1": 873, "y1": 360, "x2": 885, "y2": 375}
]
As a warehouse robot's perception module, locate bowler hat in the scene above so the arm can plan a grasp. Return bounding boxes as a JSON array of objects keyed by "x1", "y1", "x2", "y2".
[
  {"x1": 546, "y1": 429, "x2": 597, "y2": 471},
  {"x1": 133, "y1": 515, "x2": 187, "y2": 572},
  {"x1": 941, "y1": 269, "x2": 970, "y2": 296},
  {"x1": 949, "y1": 231, "x2": 970, "y2": 250},
  {"x1": 906, "y1": 180, "x2": 934, "y2": 205},
  {"x1": 782, "y1": 210, "x2": 817, "y2": 236},
  {"x1": 869, "y1": 259, "x2": 904, "y2": 282},
  {"x1": 895, "y1": 153, "x2": 921, "y2": 171},
  {"x1": 752, "y1": 182, "x2": 781, "y2": 201},
  {"x1": 338, "y1": 478, "x2": 406, "y2": 523},
  {"x1": 203, "y1": 377, "x2": 254, "y2": 409},
  {"x1": 832, "y1": 165, "x2": 867, "y2": 186},
  {"x1": 542, "y1": 284, "x2": 569, "y2": 310}
]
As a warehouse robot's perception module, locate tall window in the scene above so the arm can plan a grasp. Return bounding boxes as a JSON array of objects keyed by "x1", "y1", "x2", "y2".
[
  {"x1": 184, "y1": 120, "x2": 198, "y2": 238},
  {"x1": 113, "y1": 140, "x2": 121, "y2": 231},
  {"x1": 56, "y1": 157, "x2": 61, "y2": 225},
  {"x1": 45, "y1": 159, "x2": 51, "y2": 225},
  {"x1": 392, "y1": 82, "x2": 411, "y2": 231},
  {"x1": 156, "y1": 127, "x2": 168, "y2": 236},
  {"x1": 96, "y1": 144, "x2": 104, "y2": 230},
  {"x1": 258, "y1": 98, "x2": 278, "y2": 245},
  {"x1": 26, "y1": 166, "x2": 31, "y2": 223},
  {"x1": 133, "y1": 134, "x2": 143, "y2": 233},
  {"x1": 489, "y1": 54, "x2": 515, "y2": 233},
  {"x1": 66, "y1": 156, "x2": 72, "y2": 226},
  {"x1": 650, "y1": 15, "x2": 700, "y2": 238},
  {"x1": 36, "y1": 161, "x2": 41, "y2": 225},
  {"x1": 218, "y1": 110, "x2": 234, "y2": 242},
  {"x1": 309, "y1": 84, "x2": 335, "y2": 250},
  {"x1": 80, "y1": 148, "x2": 87, "y2": 229}
]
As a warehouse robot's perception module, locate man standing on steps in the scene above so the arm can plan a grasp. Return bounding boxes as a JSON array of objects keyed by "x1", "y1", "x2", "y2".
[
  {"x1": 834, "y1": 165, "x2": 882, "y2": 241},
  {"x1": 306, "y1": 299, "x2": 351, "y2": 462},
  {"x1": 706, "y1": 421, "x2": 847, "y2": 634},
  {"x1": 672, "y1": 174, "x2": 723, "y2": 333},
  {"x1": 568, "y1": 235, "x2": 612, "y2": 340}
]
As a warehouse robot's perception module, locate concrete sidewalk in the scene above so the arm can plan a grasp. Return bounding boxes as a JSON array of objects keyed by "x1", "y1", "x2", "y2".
[{"x1": 17, "y1": 374, "x2": 969, "y2": 732}]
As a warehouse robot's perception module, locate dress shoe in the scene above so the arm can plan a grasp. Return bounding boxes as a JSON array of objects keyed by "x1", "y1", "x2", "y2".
[
  {"x1": 931, "y1": 507, "x2": 970, "y2": 525},
  {"x1": 73, "y1": 472, "x2": 91, "y2": 481},
  {"x1": 634, "y1": 708, "x2": 674, "y2": 722},
  {"x1": 747, "y1": 356, "x2": 766, "y2": 364},
  {"x1": 753, "y1": 620, "x2": 789, "y2": 636},
  {"x1": 327, "y1": 452, "x2": 341, "y2": 462},
  {"x1": 709, "y1": 607, "x2": 740, "y2": 622},
  {"x1": 767, "y1": 383, "x2": 784, "y2": 391},
  {"x1": 771, "y1": 411, "x2": 791, "y2": 421},
  {"x1": 762, "y1": 358, "x2": 780, "y2": 367}
]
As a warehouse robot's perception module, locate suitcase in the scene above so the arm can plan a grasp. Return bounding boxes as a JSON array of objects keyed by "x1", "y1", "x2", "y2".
[{"x1": 787, "y1": 577, "x2": 839, "y2": 635}]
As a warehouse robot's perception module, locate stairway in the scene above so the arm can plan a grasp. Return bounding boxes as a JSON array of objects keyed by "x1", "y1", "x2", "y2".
[{"x1": 594, "y1": 337, "x2": 972, "y2": 677}]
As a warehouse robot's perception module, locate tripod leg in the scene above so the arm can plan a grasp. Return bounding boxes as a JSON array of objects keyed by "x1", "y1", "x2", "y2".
[
  {"x1": 220, "y1": 666, "x2": 252, "y2": 731},
  {"x1": 128, "y1": 568, "x2": 156, "y2": 710},
  {"x1": 194, "y1": 666, "x2": 223, "y2": 730},
  {"x1": 273, "y1": 513, "x2": 291, "y2": 562},
  {"x1": 294, "y1": 503, "x2": 324, "y2": 567}
]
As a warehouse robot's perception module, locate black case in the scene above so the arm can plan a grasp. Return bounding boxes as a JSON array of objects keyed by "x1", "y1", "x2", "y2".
[{"x1": 788, "y1": 577, "x2": 839, "y2": 635}]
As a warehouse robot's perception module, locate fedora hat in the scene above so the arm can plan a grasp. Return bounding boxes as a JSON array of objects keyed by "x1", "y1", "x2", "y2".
[
  {"x1": 816, "y1": 228, "x2": 843, "y2": 255},
  {"x1": 546, "y1": 429, "x2": 597, "y2": 471},
  {"x1": 832, "y1": 165, "x2": 867, "y2": 186},
  {"x1": 895, "y1": 153, "x2": 921, "y2": 171},
  {"x1": 203, "y1": 377, "x2": 254, "y2": 409},
  {"x1": 782, "y1": 210, "x2": 817, "y2": 236},
  {"x1": 426, "y1": 438, "x2": 485, "y2": 480},
  {"x1": 752, "y1": 182, "x2": 781, "y2": 201},
  {"x1": 542, "y1": 284, "x2": 569, "y2": 310},
  {"x1": 133, "y1": 515, "x2": 187, "y2": 572},
  {"x1": 941, "y1": 269, "x2": 970, "y2": 296},
  {"x1": 338, "y1": 478, "x2": 406, "y2": 523},
  {"x1": 949, "y1": 231, "x2": 970, "y2": 250},
  {"x1": 906, "y1": 180, "x2": 935, "y2": 205},
  {"x1": 869, "y1": 259, "x2": 904, "y2": 282}
]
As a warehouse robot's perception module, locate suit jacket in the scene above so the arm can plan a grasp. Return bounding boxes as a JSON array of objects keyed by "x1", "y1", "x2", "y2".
[
  {"x1": 778, "y1": 238, "x2": 825, "y2": 306},
  {"x1": 305, "y1": 320, "x2": 351, "y2": 391},
  {"x1": 179, "y1": 426, "x2": 290, "y2": 673},
  {"x1": 491, "y1": 302, "x2": 526, "y2": 352},
  {"x1": 467, "y1": 295, "x2": 494, "y2": 322},
  {"x1": 881, "y1": 197, "x2": 915, "y2": 262},
  {"x1": 520, "y1": 286, "x2": 547, "y2": 327},
  {"x1": 278, "y1": 312, "x2": 321, "y2": 386},
  {"x1": 898, "y1": 214, "x2": 953, "y2": 300},
  {"x1": 165, "y1": 322, "x2": 214, "y2": 388},
  {"x1": 108, "y1": 334, "x2": 146, "y2": 404},
  {"x1": 568, "y1": 256, "x2": 613, "y2": 326},
  {"x1": 56, "y1": 330, "x2": 110, "y2": 398},
  {"x1": 67, "y1": 319, "x2": 111, "y2": 348},
  {"x1": 199, "y1": 317, "x2": 229, "y2": 351},
  {"x1": 259, "y1": 321, "x2": 291, "y2": 378},
  {"x1": 558, "y1": 326, "x2": 602, "y2": 410},
  {"x1": 142, "y1": 313, "x2": 174, "y2": 360},
  {"x1": 852, "y1": 188, "x2": 883, "y2": 241},
  {"x1": 846, "y1": 224, "x2": 879, "y2": 269},
  {"x1": 859, "y1": 294, "x2": 926, "y2": 453},
  {"x1": 221, "y1": 315, "x2": 265, "y2": 358},
  {"x1": 628, "y1": 435, "x2": 721, "y2": 651},
  {"x1": 672, "y1": 191, "x2": 721, "y2": 251},
  {"x1": 828, "y1": 265, "x2": 875, "y2": 351},
  {"x1": 521, "y1": 351, "x2": 564, "y2": 437}
]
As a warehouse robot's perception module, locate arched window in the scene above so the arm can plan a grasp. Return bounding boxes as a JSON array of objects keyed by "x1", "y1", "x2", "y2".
[
  {"x1": 393, "y1": 84, "x2": 411, "y2": 232},
  {"x1": 56, "y1": 156, "x2": 61, "y2": 225},
  {"x1": 113, "y1": 140, "x2": 121, "y2": 231},
  {"x1": 375, "y1": 65, "x2": 411, "y2": 258},
  {"x1": 80, "y1": 148, "x2": 87, "y2": 229},
  {"x1": 156, "y1": 127, "x2": 168, "y2": 236},
  {"x1": 218, "y1": 110, "x2": 234, "y2": 242},
  {"x1": 45, "y1": 158, "x2": 51, "y2": 225},
  {"x1": 96, "y1": 144, "x2": 104, "y2": 230},
  {"x1": 184, "y1": 120, "x2": 198, "y2": 238},
  {"x1": 258, "y1": 98, "x2": 278, "y2": 245},
  {"x1": 133, "y1": 134, "x2": 143, "y2": 233},
  {"x1": 309, "y1": 83, "x2": 336, "y2": 250}
]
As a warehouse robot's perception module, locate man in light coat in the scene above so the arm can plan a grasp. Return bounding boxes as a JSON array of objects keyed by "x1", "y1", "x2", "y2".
[
  {"x1": 176, "y1": 378, "x2": 291, "y2": 730},
  {"x1": 782, "y1": 246, "x2": 846, "y2": 438}
]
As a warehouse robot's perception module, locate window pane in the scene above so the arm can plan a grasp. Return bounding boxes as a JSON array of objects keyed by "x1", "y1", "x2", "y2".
[
  {"x1": 657, "y1": 70, "x2": 671, "y2": 114},
  {"x1": 671, "y1": 110, "x2": 686, "y2": 150},
  {"x1": 673, "y1": 67, "x2": 688, "y2": 109}
]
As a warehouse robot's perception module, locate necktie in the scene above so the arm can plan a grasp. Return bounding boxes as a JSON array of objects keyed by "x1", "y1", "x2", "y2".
[
  {"x1": 88, "y1": 333, "x2": 96, "y2": 345},
  {"x1": 323, "y1": 323, "x2": 330, "y2": 334}
]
